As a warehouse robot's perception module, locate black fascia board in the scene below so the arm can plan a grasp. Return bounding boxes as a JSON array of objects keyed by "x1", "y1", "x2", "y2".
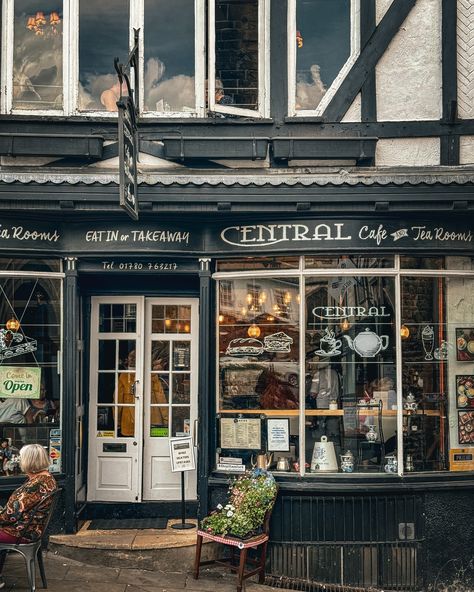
[
  {"x1": 162, "y1": 136, "x2": 270, "y2": 161},
  {"x1": 0, "y1": 133, "x2": 103, "y2": 158},
  {"x1": 272, "y1": 137, "x2": 377, "y2": 164}
]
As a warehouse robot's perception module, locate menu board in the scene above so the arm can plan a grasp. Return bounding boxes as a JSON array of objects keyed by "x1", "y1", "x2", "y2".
[{"x1": 220, "y1": 418, "x2": 261, "y2": 450}]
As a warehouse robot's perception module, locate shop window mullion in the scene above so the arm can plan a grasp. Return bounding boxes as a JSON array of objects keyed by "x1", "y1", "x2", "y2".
[{"x1": 395, "y1": 270, "x2": 404, "y2": 476}]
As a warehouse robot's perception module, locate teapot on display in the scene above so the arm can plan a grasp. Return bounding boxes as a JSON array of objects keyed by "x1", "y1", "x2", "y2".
[
  {"x1": 344, "y1": 328, "x2": 389, "y2": 358},
  {"x1": 251, "y1": 452, "x2": 273, "y2": 470}
]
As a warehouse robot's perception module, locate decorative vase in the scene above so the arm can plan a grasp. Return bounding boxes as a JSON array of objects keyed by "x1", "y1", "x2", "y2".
[
  {"x1": 366, "y1": 424, "x2": 378, "y2": 442},
  {"x1": 340, "y1": 450, "x2": 355, "y2": 473}
]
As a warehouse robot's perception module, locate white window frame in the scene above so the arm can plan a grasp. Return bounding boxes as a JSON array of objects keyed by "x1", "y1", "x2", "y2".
[
  {"x1": 287, "y1": 0, "x2": 360, "y2": 117},
  {"x1": 139, "y1": 0, "x2": 206, "y2": 118},
  {"x1": 209, "y1": 0, "x2": 270, "y2": 119},
  {"x1": 1, "y1": 0, "x2": 70, "y2": 115},
  {"x1": 1, "y1": 0, "x2": 205, "y2": 117}
]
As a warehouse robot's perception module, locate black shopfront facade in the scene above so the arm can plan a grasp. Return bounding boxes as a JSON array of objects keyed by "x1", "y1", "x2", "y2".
[{"x1": 0, "y1": 188, "x2": 473, "y2": 590}]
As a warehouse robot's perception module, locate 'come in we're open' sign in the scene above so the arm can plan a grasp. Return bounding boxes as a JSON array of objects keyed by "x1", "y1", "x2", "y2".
[{"x1": 0, "y1": 367, "x2": 41, "y2": 399}]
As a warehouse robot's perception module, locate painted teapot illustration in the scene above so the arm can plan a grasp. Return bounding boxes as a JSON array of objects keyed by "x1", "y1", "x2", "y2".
[{"x1": 344, "y1": 328, "x2": 389, "y2": 358}]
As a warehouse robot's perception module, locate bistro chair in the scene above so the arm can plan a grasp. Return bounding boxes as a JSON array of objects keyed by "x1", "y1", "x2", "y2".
[
  {"x1": 194, "y1": 493, "x2": 277, "y2": 592},
  {"x1": 0, "y1": 488, "x2": 60, "y2": 592}
]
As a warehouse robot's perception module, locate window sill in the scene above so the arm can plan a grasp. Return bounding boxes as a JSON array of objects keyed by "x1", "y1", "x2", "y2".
[{"x1": 209, "y1": 471, "x2": 474, "y2": 492}]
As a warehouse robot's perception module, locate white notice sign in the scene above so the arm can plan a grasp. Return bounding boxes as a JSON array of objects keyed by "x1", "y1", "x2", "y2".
[
  {"x1": 267, "y1": 418, "x2": 290, "y2": 452},
  {"x1": 169, "y1": 437, "x2": 195, "y2": 472}
]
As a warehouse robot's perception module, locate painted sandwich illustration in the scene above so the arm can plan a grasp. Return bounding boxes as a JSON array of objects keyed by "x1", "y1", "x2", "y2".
[
  {"x1": 264, "y1": 332, "x2": 293, "y2": 352},
  {"x1": 226, "y1": 338, "x2": 264, "y2": 356}
]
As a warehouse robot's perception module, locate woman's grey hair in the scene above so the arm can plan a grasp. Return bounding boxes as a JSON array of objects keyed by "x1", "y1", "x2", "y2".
[{"x1": 20, "y1": 444, "x2": 50, "y2": 474}]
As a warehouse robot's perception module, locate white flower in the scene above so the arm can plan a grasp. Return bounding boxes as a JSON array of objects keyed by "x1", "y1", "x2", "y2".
[
  {"x1": 227, "y1": 510, "x2": 234, "y2": 517},
  {"x1": 217, "y1": 504, "x2": 223, "y2": 510}
]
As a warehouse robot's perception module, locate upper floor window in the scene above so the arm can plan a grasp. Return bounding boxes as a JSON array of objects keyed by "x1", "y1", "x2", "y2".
[
  {"x1": 1, "y1": 0, "x2": 269, "y2": 118},
  {"x1": 287, "y1": 0, "x2": 360, "y2": 116}
]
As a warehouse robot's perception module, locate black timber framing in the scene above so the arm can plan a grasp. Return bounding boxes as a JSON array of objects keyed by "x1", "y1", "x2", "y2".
[
  {"x1": 197, "y1": 260, "x2": 213, "y2": 520},
  {"x1": 320, "y1": 0, "x2": 417, "y2": 122},
  {"x1": 5, "y1": 117, "x2": 474, "y2": 141},
  {"x1": 360, "y1": 0, "x2": 377, "y2": 122},
  {"x1": 441, "y1": 0, "x2": 459, "y2": 165},
  {"x1": 63, "y1": 258, "x2": 79, "y2": 533}
]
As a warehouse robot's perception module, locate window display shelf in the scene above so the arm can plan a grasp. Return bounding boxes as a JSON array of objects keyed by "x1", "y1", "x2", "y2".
[{"x1": 218, "y1": 408, "x2": 444, "y2": 417}]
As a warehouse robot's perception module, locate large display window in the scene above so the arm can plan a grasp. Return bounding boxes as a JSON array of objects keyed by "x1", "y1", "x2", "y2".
[
  {"x1": 215, "y1": 256, "x2": 474, "y2": 476},
  {"x1": 0, "y1": 262, "x2": 62, "y2": 477}
]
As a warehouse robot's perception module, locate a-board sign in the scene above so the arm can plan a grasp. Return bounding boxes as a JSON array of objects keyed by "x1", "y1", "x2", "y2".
[{"x1": 169, "y1": 436, "x2": 195, "y2": 472}]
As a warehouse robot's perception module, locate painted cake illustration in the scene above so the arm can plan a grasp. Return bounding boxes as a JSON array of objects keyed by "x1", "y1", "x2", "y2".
[{"x1": 264, "y1": 332, "x2": 293, "y2": 352}]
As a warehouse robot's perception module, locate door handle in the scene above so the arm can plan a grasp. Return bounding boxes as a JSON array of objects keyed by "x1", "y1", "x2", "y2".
[
  {"x1": 131, "y1": 380, "x2": 140, "y2": 399},
  {"x1": 193, "y1": 419, "x2": 198, "y2": 447}
]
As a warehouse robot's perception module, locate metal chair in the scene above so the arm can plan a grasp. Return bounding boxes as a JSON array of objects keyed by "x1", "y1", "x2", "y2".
[
  {"x1": 0, "y1": 488, "x2": 60, "y2": 592},
  {"x1": 194, "y1": 503, "x2": 276, "y2": 592}
]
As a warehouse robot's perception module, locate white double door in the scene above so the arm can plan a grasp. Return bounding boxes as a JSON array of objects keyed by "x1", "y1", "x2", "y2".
[{"x1": 87, "y1": 296, "x2": 198, "y2": 502}]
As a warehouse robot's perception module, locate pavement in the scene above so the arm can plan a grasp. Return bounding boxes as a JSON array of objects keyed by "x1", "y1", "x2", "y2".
[{"x1": 0, "y1": 551, "x2": 294, "y2": 592}]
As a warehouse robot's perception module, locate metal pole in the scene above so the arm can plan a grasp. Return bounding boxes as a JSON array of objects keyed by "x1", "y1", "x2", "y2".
[{"x1": 171, "y1": 472, "x2": 195, "y2": 530}]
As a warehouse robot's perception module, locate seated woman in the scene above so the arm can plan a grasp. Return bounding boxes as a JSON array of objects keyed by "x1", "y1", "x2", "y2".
[{"x1": 0, "y1": 444, "x2": 57, "y2": 588}]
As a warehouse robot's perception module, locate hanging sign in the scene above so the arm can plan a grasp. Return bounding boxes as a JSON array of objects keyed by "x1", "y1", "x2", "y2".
[
  {"x1": 118, "y1": 95, "x2": 139, "y2": 221},
  {"x1": 169, "y1": 436, "x2": 195, "y2": 472},
  {"x1": 0, "y1": 366, "x2": 41, "y2": 399}
]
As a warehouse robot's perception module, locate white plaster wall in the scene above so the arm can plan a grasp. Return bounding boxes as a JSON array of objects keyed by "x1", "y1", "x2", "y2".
[
  {"x1": 341, "y1": 93, "x2": 361, "y2": 122},
  {"x1": 376, "y1": 0, "x2": 394, "y2": 25},
  {"x1": 457, "y1": 0, "x2": 474, "y2": 119},
  {"x1": 459, "y1": 136, "x2": 474, "y2": 164},
  {"x1": 375, "y1": 138, "x2": 440, "y2": 166},
  {"x1": 376, "y1": 0, "x2": 442, "y2": 121}
]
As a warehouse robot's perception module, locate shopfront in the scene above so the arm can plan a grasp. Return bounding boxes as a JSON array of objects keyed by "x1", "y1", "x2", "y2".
[{"x1": 0, "y1": 212, "x2": 472, "y2": 589}]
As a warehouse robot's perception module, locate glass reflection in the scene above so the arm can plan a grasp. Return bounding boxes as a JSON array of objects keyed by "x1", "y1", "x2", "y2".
[
  {"x1": 295, "y1": 0, "x2": 351, "y2": 111},
  {"x1": 13, "y1": 0, "x2": 63, "y2": 110},
  {"x1": 144, "y1": 0, "x2": 195, "y2": 112},
  {"x1": 78, "y1": 0, "x2": 129, "y2": 111},
  {"x1": 215, "y1": 0, "x2": 259, "y2": 111}
]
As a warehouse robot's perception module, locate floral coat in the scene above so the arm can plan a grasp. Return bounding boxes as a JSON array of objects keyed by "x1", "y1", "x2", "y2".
[{"x1": 0, "y1": 473, "x2": 57, "y2": 541}]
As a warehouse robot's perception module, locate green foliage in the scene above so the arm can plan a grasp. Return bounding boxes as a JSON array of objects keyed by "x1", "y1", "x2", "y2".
[{"x1": 201, "y1": 469, "x2": 277, "y2": 539}]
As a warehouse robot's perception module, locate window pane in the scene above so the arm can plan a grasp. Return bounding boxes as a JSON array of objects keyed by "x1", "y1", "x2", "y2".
[
  {"x1": 98, "y1": 374, "x2": 115, "y2": 404},
  {"x1": 13, "y1": 0, "x2": 63, "y2": 110},
  {"x1": 219, "y1": 278, "x2": 300, "y2": 411},
  {"x1": 78, "y1": 0, "x2": 129, "y2": 111},
  {"x1": 305, "y1": 256, "x2": 394, "y2": 270},
  {"x1": 98, "y1": 340, "x2": 116, "y2": 370},
  {"x1": 144, "y1": 0, "x2": 195, "y2": 112},
  {"x1": 305, "y1": 275, "x2": 396, "y2": 473},
  {"x1": 172, "y1": 406, "x2": 190, "y2": 437},
  {"x1": 217, "y1": 257, "x2": 300, "y2": 272},
  {"x1": 99, "y1": 303, "x2": 136, "y2": 333},
  {"x1": 401, "y1": 277, "x2": 449, "y2": 471},
  {"x1": 295, "y1": 0, "x2": 351, "y2": 111},
  {"x1": 215, "y1": 0, "x2": 259, "y2": 111}
]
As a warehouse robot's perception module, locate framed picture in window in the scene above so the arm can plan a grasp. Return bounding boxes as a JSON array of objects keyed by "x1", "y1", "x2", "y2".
[
  {"x1": 455, "y1": 328, "x2": 474, "y2": 361},
  {"x1": 456, "y1": 375, "x2": 474, "y2": 409},
  {"x1": 458, "y1": 410, "x2": 474, "y2": 444}
]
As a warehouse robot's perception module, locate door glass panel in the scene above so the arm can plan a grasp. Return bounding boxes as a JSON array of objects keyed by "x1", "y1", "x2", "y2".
[
  {"x1": 151, "y1": 341, "x2": 170, "y2": 370},
  {"x1": 173, "y1": 375, "x2": 191, "y2": 405},
  {"x1": 119, "y1": 340, "x2": 136, "y2": 369},
  {"x1": 13, "y1": 0, "x2": 64, "y2": 111},
  {"x1": 99, "y1": 304, "x2": 136, "y2": 333},
  {"x1": 99, "y1": 340, "x2": 116, "y2": 370},
  {"x1": 97, "y1": 406, "x2": 114, "y2": 431},
  {"x1": 152, "y1": 305, "x2": 191, "y2": 334},
  {"x1": 173, "y1": 342, "x2": 191, "y2": 371},
  {"x1": 172, "y1": 406, "x2": 190, "y2": 437},
  {"x1": 117, "y1": 362, "x2": 136, "y2": 437},
  {"x1": 144, "y1": 0, "x2": 196, "y2": 113},
  {"x1": 98, "y1": 374, "x2": 115, "y2": 404},
  {"x1": 150, "y1": 407, "x2": 169, "y2": 437}
]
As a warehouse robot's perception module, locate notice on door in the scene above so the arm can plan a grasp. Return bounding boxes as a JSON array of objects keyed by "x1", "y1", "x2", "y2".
[
  {"x1": 169, "y1": 436, "x2": 195, "y2": 472},
  {"x1": 220, "y1": 418, "x2": 261, "y2": 450}
]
